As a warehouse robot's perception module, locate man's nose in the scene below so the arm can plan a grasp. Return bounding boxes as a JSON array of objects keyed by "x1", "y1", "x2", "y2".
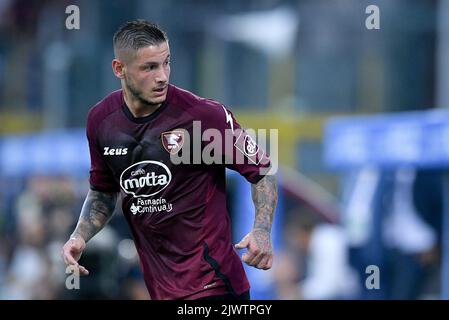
[{"x1": 156, "y1": 68, "x2": 168, "y2": 83}]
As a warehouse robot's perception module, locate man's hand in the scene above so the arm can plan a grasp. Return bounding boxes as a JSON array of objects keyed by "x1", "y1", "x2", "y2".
[
  {"x1": 61, "y1": 190, "x2": 117, "y2": 276},
  {"x1": 62, "y1": 236, "x2": 89, "y2": 276},
  {"x1": 237, "y1": 175, "x2": 277, "y2": 270},
  {"x1": 235, "y1": 228, "x2": 273, "y2": 270}
]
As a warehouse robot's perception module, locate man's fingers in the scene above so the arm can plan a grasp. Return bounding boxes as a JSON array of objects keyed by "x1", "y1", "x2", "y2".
[
  {"x1": 256, "y1": 255, "x2": 270, "y2": 270},
  {"x1": 237, "y1": 231, "x2": 274, "y2": 269},
  {"x1": 247, "y1": 251, "x2": 264, "y2": 266},
  {"x1": 242, "y1": 252, "x2": 257, "y2": 265},
  {"x1": 243, "y1": 248, "x2": 264, "y2": 265},
  {"x1": 78, "y1": 265, "x2": 89, "y2": 276},
  {"x1": 62, "y1": 249, "x2": 79, "y2": 266},
  {"x1": 243, "y1": 250, "x2": 273, "y2": 269},
  {"x1": 62, "y1": 239, "x2": 89, "y2": 276},
  {"x1": 235, "y1": 234, "x2": 250, "y2": 249},
  {"x1": 265, "y1": 256, "x2": 273, "y2": 270},
  {"x1": 68, "y1": 265, "x2": 89, "y2": 276},
  {"x1": 256, "y1": 254, "x2": 273, "y2": 270}
]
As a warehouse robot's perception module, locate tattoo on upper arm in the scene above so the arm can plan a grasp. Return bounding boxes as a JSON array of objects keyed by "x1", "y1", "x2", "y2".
[
  {"x1": 251, "y1": 175, "x2": 278, "y2": 232},
  {"x1": 72, "y1": 190, "x2": 117, "y2": 242}
]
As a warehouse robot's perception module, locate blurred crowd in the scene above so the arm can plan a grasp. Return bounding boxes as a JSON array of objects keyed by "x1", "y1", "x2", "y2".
[
  {"x1": 0, "y1": 176, "x2": 149, "y2": 299},
  {"x1": 0, "y1": 0, "x2": 53, "y2": 111},
  {"x1": 272, "y1": 167, "x2": 443, "y2": 300},
  {"x1": 0, "y1": 168, "x2": 441, "y2": 299}
]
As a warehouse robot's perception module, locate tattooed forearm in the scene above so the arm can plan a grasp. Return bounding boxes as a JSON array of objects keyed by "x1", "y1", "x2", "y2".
[
  {"x1": 71, "y1": 190, "x2": 118, "y2": 242},
  {"x1": 251, "y1": 174, "x2": 278, "y2": 232}
]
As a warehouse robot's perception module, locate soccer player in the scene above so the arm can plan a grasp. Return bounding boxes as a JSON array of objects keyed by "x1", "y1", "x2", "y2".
[{"x1": 62, "y1": 20, "x2": 278, "y2": 300}]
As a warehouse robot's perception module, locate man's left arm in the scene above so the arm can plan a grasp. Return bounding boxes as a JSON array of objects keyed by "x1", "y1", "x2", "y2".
[{"x1": 235, "y1": 174, "x2": 278, "y2": 270}]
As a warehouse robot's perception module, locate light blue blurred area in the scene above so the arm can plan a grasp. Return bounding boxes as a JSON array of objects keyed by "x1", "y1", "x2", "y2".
[
  {"x1": 0, "y1": 129, "x2": 89, "y2": 177},
  {"x1": 325, "y1": 109, "x2": 446, "y2": 300},
  {"x1": 324, "y1": 109, "x2": 449, "y2": 170}
]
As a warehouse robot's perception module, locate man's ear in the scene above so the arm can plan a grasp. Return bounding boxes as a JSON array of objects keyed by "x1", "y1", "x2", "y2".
[{"x1": 112, "y1": 59, "x2": 125, "y2": 79}]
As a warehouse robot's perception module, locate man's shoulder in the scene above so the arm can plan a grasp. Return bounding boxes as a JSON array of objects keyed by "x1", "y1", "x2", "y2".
[
  {"x1": 87, "y1": 89, "x2": 123, "y2": 125},
  {"x1": 170, "y1": 85, "x2": 229, "y2": 121}
]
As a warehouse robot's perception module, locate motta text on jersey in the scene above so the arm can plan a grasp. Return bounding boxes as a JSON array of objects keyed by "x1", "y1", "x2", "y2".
[{"x1": 120, "y1": 160, "x2": 174, "y2": 215}]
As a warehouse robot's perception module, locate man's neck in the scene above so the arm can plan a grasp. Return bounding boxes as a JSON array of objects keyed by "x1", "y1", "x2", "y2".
[{"x1": 123, "y1": 88, "x2": 161, "y2": 118}]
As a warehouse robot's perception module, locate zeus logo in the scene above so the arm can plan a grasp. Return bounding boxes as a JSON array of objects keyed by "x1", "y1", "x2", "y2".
[
  {"x1": 104, "y1": 147, "x2": 128, "y2": 156},
  {"x1": 221, "y1": 105, "x2": 234, "y2": 134}
]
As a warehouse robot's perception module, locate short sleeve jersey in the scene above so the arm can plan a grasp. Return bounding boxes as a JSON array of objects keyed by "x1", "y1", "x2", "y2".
[{"x1": 86, "y1": 84, "x2": 271, "y2": 300}]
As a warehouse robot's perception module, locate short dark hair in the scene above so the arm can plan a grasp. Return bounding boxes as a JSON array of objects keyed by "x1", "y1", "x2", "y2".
[{"x1": 113, "y1": 19, "x2": 168, "y2": 55}]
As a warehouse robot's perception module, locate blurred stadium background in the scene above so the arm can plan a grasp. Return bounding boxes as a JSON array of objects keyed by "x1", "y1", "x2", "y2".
[{"x1": 0, "y1": 0, "x2": 447, "y2": 299}]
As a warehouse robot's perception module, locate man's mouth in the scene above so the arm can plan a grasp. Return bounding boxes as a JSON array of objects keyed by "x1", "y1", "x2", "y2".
[{"x1": 153, "y1": 86, "x2": 167, "y2": 93}]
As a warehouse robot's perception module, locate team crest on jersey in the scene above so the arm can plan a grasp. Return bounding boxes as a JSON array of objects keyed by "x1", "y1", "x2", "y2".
[
  {"x1": 161, "y1": 130, "x2": 185, "y2": 155},
  {"x1": 234, "y1": 131, "x2": 265, "y2": 165},
  {"x1": 244, "y1": 135, "x2": 259, "y2": 156}
]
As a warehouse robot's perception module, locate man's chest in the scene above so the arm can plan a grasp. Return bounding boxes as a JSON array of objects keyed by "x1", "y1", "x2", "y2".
[
  {"x1": 95, "y1": 119, "x2": 211, "y2": 216},
  {"x1": 96, "y1": 115, "x2": 197, "y2": 184}
]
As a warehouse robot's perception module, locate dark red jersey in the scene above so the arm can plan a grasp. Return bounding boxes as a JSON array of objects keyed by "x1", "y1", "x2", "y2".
[{"x1": 86, "y1": 84, "x2": 270, "y2": 299}]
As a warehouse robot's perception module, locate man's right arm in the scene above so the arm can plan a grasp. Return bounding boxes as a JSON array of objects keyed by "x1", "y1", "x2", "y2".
[
  {"x1": 71, "y1": 189, "x2": 117, "y2": 242},
  {"x1": 62, "y1": 189, "x2": 117, "y2": 275}
]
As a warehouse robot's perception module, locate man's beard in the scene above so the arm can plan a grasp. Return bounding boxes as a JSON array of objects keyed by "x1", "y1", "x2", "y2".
[{"x1": 125, "y1": 76, "x2": 160, "y2": 106}]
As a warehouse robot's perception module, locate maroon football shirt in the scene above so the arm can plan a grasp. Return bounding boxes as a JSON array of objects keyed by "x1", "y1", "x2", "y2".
[{"x1": 86, "y1": 84, "x2": 271, "y2": 300}]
